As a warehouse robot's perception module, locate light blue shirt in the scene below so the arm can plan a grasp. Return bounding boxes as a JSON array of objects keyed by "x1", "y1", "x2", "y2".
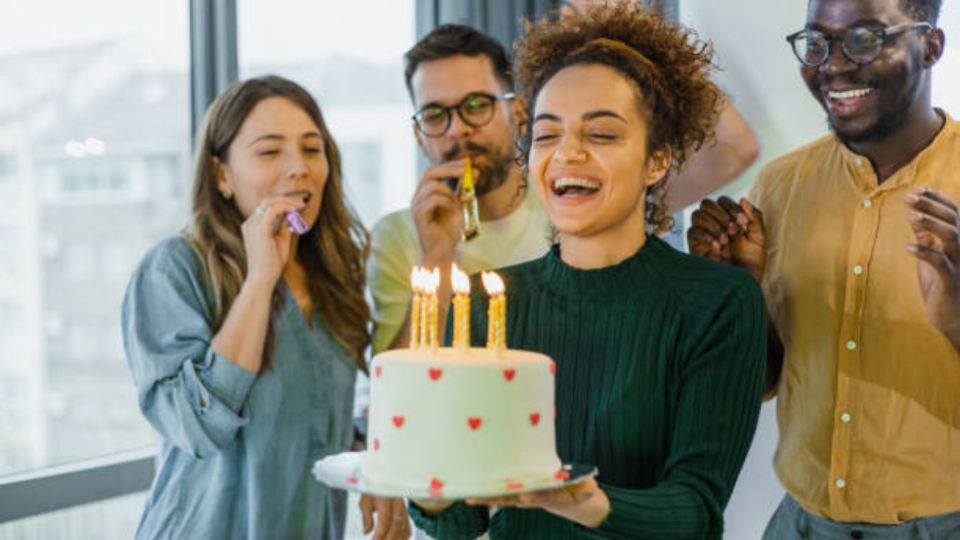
[{"x1": 122, "y1": 236, "x2": 357, "y2": 539}]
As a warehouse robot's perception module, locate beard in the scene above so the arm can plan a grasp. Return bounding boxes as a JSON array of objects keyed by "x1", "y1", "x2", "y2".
[{"x1": 442, "y1": 140, "x2": 515, "y2": 197}]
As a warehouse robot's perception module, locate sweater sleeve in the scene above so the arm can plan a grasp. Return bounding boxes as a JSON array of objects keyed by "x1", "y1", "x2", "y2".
[
  {"x1": 407, "y1": 501, "x2": 490, "y2": 540},
  {"x1": 583, "y1": 276, "x2": 766, "y2": 540},
  {"x1": 121, "y1": 238, "x2": 256, "y2": 459}
]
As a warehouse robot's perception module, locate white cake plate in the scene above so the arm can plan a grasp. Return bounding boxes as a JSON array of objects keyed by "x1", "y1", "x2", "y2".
[{"x1": 313, "y1": 451, "x2": 597, "y2": 500}]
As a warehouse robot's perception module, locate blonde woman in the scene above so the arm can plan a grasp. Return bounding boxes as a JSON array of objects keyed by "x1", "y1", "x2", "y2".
[{"x1": 122, "y1": 76, "x2": 408, "y2": 539}]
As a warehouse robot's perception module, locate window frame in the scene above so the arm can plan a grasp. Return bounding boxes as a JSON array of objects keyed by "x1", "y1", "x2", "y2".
[{"x1": 0, "y1": 0, "x2": 238, "y2": 523}]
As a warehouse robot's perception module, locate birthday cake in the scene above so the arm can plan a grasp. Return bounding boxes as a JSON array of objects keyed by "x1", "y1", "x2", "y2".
[{"x1": 361, "y1": 346, "x2": 564, "y2": 497}]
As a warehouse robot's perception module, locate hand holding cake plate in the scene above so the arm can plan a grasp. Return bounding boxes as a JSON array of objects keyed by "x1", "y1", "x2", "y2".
[{"x1": 312, "y1": 451, "x2": 596, "y2": 500}]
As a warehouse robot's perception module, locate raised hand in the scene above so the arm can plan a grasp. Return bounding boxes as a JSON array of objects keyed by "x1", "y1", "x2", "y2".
[
  {"x1": 688, "y1": 196, "x2": 767, "y2": 282},
  {"x1": 412, "y1": 160, "x2": 474, "y2": 266},
  {"x1": 905, "y1": 187, "x2": 960, "y2": 350},
  {"x1": 241, "y1": 194, "x2": 307, "y2": 288},
  {"x1": 359, "y1": 495, "x2": 412, "y2": 540}
]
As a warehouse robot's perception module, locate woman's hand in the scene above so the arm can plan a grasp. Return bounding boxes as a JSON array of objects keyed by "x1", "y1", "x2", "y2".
[
  {"x1": 359, "y1": 495, "x2": 412, "y2": 540},
  {"x1": 241, "y1": 195, "x2": 306, "y2": 288},
  {"x1": 465, "y1": 477, "x2": 610, "y2": 528}
]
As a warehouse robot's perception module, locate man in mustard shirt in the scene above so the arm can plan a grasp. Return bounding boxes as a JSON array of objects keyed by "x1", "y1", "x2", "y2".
[{"x1": 689, "y1": 0, "x2": 960, "y2": 537}]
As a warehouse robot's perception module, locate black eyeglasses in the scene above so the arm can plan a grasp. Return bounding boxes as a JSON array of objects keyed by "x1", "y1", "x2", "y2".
[
  {"x1": 412, "y1": 92, "x2": 515, "y2": 137},
  {"x1": 786, "y1": 22, "x2": 931, "y2": 67}
]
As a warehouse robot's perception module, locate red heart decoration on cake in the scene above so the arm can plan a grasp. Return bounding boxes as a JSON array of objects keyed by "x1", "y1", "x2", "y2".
[
  {"x1": 506, "y1": 482, "x2": 524, "y2": 490},
  {"x1": 529, "y1": 413, "x2": 541, "y2": 426},
  {"x1": 549, "y1": 361, "x2": 556, "y2": 375},
  {"x1": 555, "y1": 470, "x2": 570, "y2": 481},
  {"x1": 502, "y1": 368, "x2": 516, "y2": 381},
  {"x1": 347, "y1": 476, "x2": 359, "y2": 484},
  {"x1": 428, "y1": 368, "x2": 443, "y2": 381},
  {"x1": 392, "y1": 416, "x2": 405, "y2": 428},
  {"x1": 467, "y1": 417, "x2": 483, "y2": 430},
  {"x1": 373, "y1": 438, "x2": 380, "y2": 451},
  {"x1": 375, "y1": 366, "x2": 383, "y2": 378},
  {"x1": 429, "y1": 478, "x2": 444, "y2": 497}
]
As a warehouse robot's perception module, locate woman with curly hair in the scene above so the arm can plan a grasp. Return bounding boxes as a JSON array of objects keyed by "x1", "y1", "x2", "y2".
[
  {"x1": 122, "y1": 76, "x2": 409, "y2": 539},
  {"x1": 409, "y1": 3, "x2": 766, "y2": 538}
]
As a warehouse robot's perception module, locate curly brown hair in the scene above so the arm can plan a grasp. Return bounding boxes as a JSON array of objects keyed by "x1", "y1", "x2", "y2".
[{"x1": 515, "y1": 0, "x2": 721, "y2": 233}]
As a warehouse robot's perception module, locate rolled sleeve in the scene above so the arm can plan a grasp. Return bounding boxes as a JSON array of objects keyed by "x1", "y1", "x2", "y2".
[
  {"x1": 123, "y1": 237, "x2": 257, "y2": 458},
  {"x1": 194, "y1": 347, "x2": 257, "y2": 413}
]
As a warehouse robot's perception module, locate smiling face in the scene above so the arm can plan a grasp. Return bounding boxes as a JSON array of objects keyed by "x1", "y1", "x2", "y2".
[
  {"x1": 216, "y1": 96, "x2": 328, "y2": 226},
  {"x1": 529, "y1": 63, "x2": 668, "y2": 243},
  {"x1": 410, "y1": 54, "x2": 523, "y2": 196},
  {"x1": 802, "y1": 0, "x2": 932, "y2": 143}
]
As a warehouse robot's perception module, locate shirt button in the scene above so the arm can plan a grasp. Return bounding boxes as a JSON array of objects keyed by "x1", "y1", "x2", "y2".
[
  {"x1": 863, "y1": 199, "x2": 873, "y2": 208},
  {"x1": 836, "y1": 479, "x2": 847, "y2": 489},
  {"x1": 841, "y1": 412, "x2": 852, "y2": 423},
  {"x1": 853, "y1": 265, "x2": 864, "y2": 276},
  {"x1": 846, "y1": 341, "x2": 858, "y2": 351}
]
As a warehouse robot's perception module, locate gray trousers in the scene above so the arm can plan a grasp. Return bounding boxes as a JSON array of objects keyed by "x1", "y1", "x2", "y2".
[{"x1": 763, "y1": 495, "x2": 960, "y2": 540}]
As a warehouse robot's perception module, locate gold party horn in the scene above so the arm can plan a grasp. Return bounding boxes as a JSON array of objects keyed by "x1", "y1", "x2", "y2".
[{"x1": 461, "y1": 156, "x2": 481, "y2": 241}]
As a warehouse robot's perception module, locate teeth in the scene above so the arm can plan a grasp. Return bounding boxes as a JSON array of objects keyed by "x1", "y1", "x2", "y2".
[
  {"x1": 553, "y1": 177, "x2": 600, "y2": 191},
  {"x1": 828, "y1": 88, "x2": 872, "y2": 100}
]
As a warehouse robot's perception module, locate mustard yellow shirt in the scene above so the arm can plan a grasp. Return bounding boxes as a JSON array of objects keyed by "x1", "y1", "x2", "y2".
[{"x1": 751, "y1": 112, "x2": 960, "y2": 524}]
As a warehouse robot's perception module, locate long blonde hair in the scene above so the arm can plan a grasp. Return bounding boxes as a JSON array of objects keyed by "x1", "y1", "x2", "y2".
[{"x1": 188, "y1": 75, "x2": 370, "y2": 371}]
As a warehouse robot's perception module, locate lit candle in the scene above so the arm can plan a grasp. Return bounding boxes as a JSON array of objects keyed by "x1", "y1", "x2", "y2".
[
  {"x1": 481, "y1": 271, "x2": 506, "y2": 352},
  {"x1": 421, "y1": 269, "x2": 432, "y2": 349},
  {"x1": 409, "y1": 266, "x2": 422, "y2": 349},
  {"x1": 427, "y1": 268, "x2": 440, "y2": 351},
  {"x1": 451, "y1": 264, "x2": 471, "y2": 352}
]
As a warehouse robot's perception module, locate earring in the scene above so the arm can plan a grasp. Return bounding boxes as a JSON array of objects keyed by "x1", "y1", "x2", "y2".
[{"x1": 221, "y1": 188, "x2": 233, "y2": 200}]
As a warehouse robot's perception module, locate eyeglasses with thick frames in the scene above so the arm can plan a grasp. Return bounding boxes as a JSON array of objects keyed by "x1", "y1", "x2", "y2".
[
  {"x1": 786, "y1": 22, "x2": 932, "y2": 67},
  {"x1": 412, "y1": 92, "x2": 516, "y2": 137}
]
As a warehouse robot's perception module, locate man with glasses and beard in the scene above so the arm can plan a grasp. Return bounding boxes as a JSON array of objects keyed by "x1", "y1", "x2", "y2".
[
  {"x1": 688, "y1": 0, "x2": 960, "y2": 538},
  {"x1": 369, "y1": 23, "x2": 759, "y2": 354}
]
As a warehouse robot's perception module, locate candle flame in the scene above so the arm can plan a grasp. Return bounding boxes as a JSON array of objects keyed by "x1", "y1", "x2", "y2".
[
  {"x1": 451, "y1": 263, "x2": 470, "y2": 295},
  {"x1": 481, "y1": 271, "x2": 505, "y2": 295},
  {"x1": 410, "y1": 266, "x2": 422, "y2": 292},
  {"x1": 425, "y1": 267, "x2": 440, "y2": 293}
]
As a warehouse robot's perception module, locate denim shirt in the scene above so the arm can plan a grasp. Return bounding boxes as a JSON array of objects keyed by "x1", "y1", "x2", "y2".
[{"x1": 122, "y1": 236, "x2": 357, "y2": 539}]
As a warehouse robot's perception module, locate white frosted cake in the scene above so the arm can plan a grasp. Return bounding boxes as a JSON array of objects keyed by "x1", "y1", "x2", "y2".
[{"x1": 362, "y1": 347, "x2": 564, "y2": 497}]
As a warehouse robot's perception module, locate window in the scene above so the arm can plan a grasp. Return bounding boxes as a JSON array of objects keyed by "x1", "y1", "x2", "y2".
[
  {"x1": 0, "y1": 0, "x2": 190, "y2": 486},
  {"x1": 0, "y1": 154, "x2": 17, "y2": 181},
  {"x1": 238, "y1": 0, "x2": 418, "y2": 229}
]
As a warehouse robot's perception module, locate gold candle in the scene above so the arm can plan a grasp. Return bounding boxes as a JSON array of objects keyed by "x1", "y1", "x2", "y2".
[
  {"x1": 481, "y1": 271, "x2": 506, "y2": 353},
  {"x1": 427, "y1": 268, "x2": 440, "y2": 351},
  {"x1": 451, "y1": 264, "x2": 471, "y2": 351},
  {"x1": 419, "y1": 268, "x2": 430, "y2": 349},
  {"x1": 497, "y1": 295, "x2": 506, "y2": 348},
  {"x1": 410, "y1": 267, "x2": 422, "y2": 349}
]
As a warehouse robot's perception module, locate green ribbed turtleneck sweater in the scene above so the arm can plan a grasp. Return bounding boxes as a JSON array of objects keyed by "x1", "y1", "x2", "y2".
[{"x1": 409, "y1": 236, "x2": 767, "y2": 539}]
